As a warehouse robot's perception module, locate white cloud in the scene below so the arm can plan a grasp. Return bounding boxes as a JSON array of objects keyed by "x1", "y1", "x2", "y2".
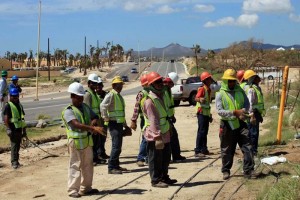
[
  {"x1": 204, "y1": 14, "x2": 258, "y2": 28},
  {"x1": 194, "y1": 4, "x2": 215, "y2": 13},
  {"x1": 289, "y1": 13, "x2": 300, "y2": 22},
  {"x1": 156, "y1": 5, "x2": 180, "y2": 14},
  {"x1": 243, "y1": 0, "x2": 292, "y2": 13}
]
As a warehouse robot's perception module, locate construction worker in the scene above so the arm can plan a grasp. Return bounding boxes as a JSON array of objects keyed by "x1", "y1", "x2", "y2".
[
  {"x1": 0, "y1": 70, "x2": 8, "y2": 122},
  {"x1": 163, "y1": 74, "x2": 186, "y2": 162},
  {"x1": 141, "y1": 71, "x2": 177, "y2": 188},
  {"x1": 194, "y1": 72, "x2": 213, "y2": 157},
  {"x1": 216, "y1": 69, "x2": 254, "y2": 180},
  {"x1": 237, "y1": 70, "x2": 247, "y2": 89},
  {"x1": 100, "y1": 76, "x2": 129, "y2": 174},
  {"x1": 62, "y1": 82, "x2": 104, "y2": 198},
  {"x1": 3, "y1": 88, "x2": 27, "y2": 169},
  {"x1": 243, "y1": 70, "x2": 265, "y2": 156},
  {"x1": 95, "y1": 77, "x2": 109, "y2": 160},
  {"x1": 9, "y1": 75, "x2": 22, "y2": 94},
  {"x1": 130, "y1": 73, "x2": 149, "y2": 167},
  {"x1": 83, "y1": 73, "x2": 106, "y2": 165}
]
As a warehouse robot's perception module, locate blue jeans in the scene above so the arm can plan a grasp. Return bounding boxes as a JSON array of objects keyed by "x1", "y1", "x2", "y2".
[
  {"x1": 108, "y1": 121, "x2": 123, "y2": 170},
  {"x1": 195, "y1": 113, "x2": 210, "y2": 154},
  {"x1": 137, "y1": 116, "x2": 148, "y2": 162},
  {"x1": 248, "y1": 122, "x2": 260, "y2": 154}
]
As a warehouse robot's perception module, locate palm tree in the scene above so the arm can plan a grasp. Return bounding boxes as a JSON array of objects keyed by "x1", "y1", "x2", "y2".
[
  {"x1": 192, "y1": 44, "x2": 201, "y2": 75},
  {"x1": 69, "y1": 54, "x2": 74, "y2": 67},
  {"x1": 28, "y1": 50, "x2": 34, "y2": 67}
]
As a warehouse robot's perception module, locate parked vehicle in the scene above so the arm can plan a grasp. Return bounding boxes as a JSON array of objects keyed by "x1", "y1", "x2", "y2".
[
  {"x1": 171, "y1": 76, "x2": 219, "y2": 106},
  {"x1": 254, "y1": 66, "x2": 282, "y2": 80}
]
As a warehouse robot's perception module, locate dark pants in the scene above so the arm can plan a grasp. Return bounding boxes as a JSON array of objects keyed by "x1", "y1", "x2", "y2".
[
  {"x1": 10, "y1": 129, "x2": 23, "y2": 165},
  {"x1": 248, "y1": 117, "x2": 260, "y2": 155},
  {"x1": 137, "y1": 117, "x2": 147, "y2": 162},
  {"x1": 147, "y1": 141, "x2": 171, "y2": 184},
  {"x1": 98, "y1": 134, "x2": 108, "y2": 157},
  {"x1": 195, "y1": 114, "x2": 210, "y2": 154},
  {"x1": 170, "y1": 122, "x2": 181, "y2": 160},
  {"x1": 219, "y1": 120, "x2": 254, "y2": 174},
  {"x1": 108, "y1": 121, "x2": 123, "y2": 170},
  {"x1": 92, "y1": 134, "x2": 100, "y2": 161}
]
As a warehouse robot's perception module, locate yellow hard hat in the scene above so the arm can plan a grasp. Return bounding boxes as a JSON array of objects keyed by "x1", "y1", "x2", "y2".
[
  {"x1": 221, "y1": 69, "x2": 238, "y2": 80},
  {"x1": 112, "y1": 76, "x2": 124, "y2": 84},
  {"x1": 243, "y1": 70, "x2": 257, "y2": 80}
]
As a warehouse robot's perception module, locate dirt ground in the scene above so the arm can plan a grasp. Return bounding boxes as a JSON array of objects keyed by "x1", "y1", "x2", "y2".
[{"x1": 0, "y1": 67, "x2": 299, "y2": 200}]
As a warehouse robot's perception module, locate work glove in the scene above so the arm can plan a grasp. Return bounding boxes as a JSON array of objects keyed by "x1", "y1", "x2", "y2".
[
  {"x1": 6, "y1": 128, "x2": 12, "y2": 137},
  {"x1": 130, "y1": 121, "x2": 137, "y2": 131},
  {"x1": 155, "y1": 139, "x2": 164, "y2": 150},
  {"x1": 199, "y1": 98, "x2": 206, "y2": 104},
  {"x1": 92, "y1": 126, "x2": 106, "y2": 136}
]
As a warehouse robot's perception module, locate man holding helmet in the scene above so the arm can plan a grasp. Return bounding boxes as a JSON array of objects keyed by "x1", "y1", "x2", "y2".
[
  {"x1": 194, "y1": 71, "x2": 214, "y2": 157},
  {"x1": 9, "y1": 75, "x2": 22, "y2": 94},
  {"x1": 62, "y1": 82, "x2": 104, "y2": 198},
  {"x1": 216, "y1": 69, "x2": 254, "y2": 180},
  {"x1": 141, "y1": 71, "x2": 177, "y2": 188},
  {"x1": 3, "y1": 88, "x2": 27, "y2": 169}
]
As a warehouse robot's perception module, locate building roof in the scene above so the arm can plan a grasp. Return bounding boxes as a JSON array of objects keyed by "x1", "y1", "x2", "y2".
[{"x1": 0, "y1": 58, "x2": 11, "y2": 70}]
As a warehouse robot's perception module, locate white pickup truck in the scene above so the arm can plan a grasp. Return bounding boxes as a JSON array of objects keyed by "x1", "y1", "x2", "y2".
[{"x1": 171, "y1": 76, "x2": 219, "y2": 106}]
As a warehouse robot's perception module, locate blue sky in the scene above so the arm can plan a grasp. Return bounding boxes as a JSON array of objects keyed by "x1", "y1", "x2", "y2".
[{"x1": 0, "y1": 0, "x2": 300, "y2": 56}]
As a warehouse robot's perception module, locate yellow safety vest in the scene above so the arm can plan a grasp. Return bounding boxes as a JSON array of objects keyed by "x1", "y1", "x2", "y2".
[
  {"x1": 163, "y1": 90, "x2": 175, "y2": 117},
  {"x1": 61, "y1": 104, "x2": 93, "y2": 150},
  {"x1": 246, "y1": 85, "x2": 266, "y2": 116},
  {"x1": 138, "y1": 90, "x2": 148, "y2": 117},
  {"x1": 87, "y1": 88, "x2": 100, "y2": 116},
  {"x1": 8, "y1": 102, "x2": 26, "y2": 128},
  {"x1": 108, "y1": 90, "x2": 125, "y2": 123},
  {"x1": 240, "y1": 82, "x2": 247, "y2": 90},
  {"x1": 219, "y1": 90, "x2": 244, "y2": 130},
  {"x1": 195, "y1": 86, "x2": 211, "y2": 116},
  {"x1": 141, "y1": 93, "x2": 170, "y2": 134}
]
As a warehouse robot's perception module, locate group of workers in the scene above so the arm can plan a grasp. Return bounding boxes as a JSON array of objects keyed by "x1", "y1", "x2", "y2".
[{"x1": 0, "y1": 67, "x2": 265, "y2": 198}]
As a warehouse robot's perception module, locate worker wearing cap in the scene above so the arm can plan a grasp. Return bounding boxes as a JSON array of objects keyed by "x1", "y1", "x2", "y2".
[
  {"x1": 141, "y1": 71, "x2": 177, "y2": 188},
  {"x1": 216, "y1": 69, "x2": 254, "y2": 180},
  {"x1": 95, "y1": 77, "x2": 109, "y2": 160},
  {"x1": 163, "y1": 74, "x2": 186, "y2": 162},
  {"x1": 130, "y1": 73, "x2": 150, "y2": 167},
  {"x1": 100, "y1": 76, "x2": 129, "y2": 175},
  {"x1": 62, "y1": 82, "x2": 104, "y2": 198},
  {"x1": 3, "y1": 88, "x2": 27, "y2": 169},
  {"x1": 9, "y1": 75, "x2": 22, "y2": 94},
  {"x1": 237, "y1": 70, "x2": 247, "y2": 90},
  {"x1": 0, "y1": 70, "x2": 9, "y2": 122},
  {"x1": 243, "y1": 70, "x2": 265, "y2": 156},
  {"x1": 84, "y1": 73, "x2": 106, "y2": 165},
  {"x1": 194, "y1": 72, "x2": 214, "y2": 157}
]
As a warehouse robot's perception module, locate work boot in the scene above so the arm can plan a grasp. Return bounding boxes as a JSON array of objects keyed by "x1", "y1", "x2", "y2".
[
  {"x1": 117, "y1": 166, "x2": 128, "y2": 171},
  {"x1": 108, "y1": 169, "x2": 122, "y2": 174},
  {"x1": 162, "y1": 177, "x2": 178, "y2": 185},
  {"x1": 136, "y1": 160, "x2": 144, "y2": 167},
  {"x1": 99, "y1": 154, "x2": 110, "y2": 159},
  {"x1": 244, "y1": 171, "x2": 259, "y2": 179},
  {"x1": 173, "y1": 155, "x2": 186, "y2": 163},
  {"x1": 79, "y1": 188, "x2": 99, "y2": 196},
  {"x1": 69, "y1": 192, "x2": 81, "y2": 198},
  {"x1": 194, "y1": 153, "x2": 206, "y2": 158},
  {"x1": 152, "y1": 181, "x2": 169, "y2": 188},
  {"x1": 223, "y1": 172, "x2": 230, "y2": 180}
]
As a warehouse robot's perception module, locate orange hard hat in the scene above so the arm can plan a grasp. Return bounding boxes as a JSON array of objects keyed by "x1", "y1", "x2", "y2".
[
  {"x1": 237, "y1": 70, "x2": 245, "y2": 82},
  {"x1": 200, "y1": 72, "x2": 212, "y2": 82},
  {"x1": 163, "y1": 77, "x2": 173, "y2": 84},
  {"x1": 140, "y1": 74, "x2": 148, "y2": 86},
  {"x1": 147, "y1": 72, "x2": 162, "y2": 85}
]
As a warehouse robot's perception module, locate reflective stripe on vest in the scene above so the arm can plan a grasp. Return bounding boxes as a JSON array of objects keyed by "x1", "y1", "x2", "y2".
[
  {"x1": 61, "y1": 104, "x2": 93, "y2": 150},
  {"x1": 87, "y1": 88, "x2": 100, "y2": 116},
  {"x1": 108, "y1": 90, "x2": 125, "y2": 123},
  {"x1": 195, "y1": 86, "x2": 211, "y2": 116},
  {"x1": 8, "y1": 102, "x2": 26, "y2": 128},
  {"x1": 163, "y1": 90, "x2": 175, "y2": 117},
  {"x1": 220, "y1": 90, "x2": 244, "y2": 130},
  {"x1": 246, "y1": 85, "x2": 266, "y2": 116},
  {"x1": 141, "y1": 94, "x2": 170, "y2": 134}
]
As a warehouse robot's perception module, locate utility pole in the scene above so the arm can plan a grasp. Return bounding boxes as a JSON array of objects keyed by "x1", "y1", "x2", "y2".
[
  {"x1": 84, "y1": 36, "x2": 87, "y2": 75},
  {"x1": 35, "y1": 0, "x2": 41, "y2": 101},
  {"x1": 138, "y1": 41, "x2": 140, "y2": 74},
  {"x1": 47, "y1": 38, "x2": 50, "y2": 81}
]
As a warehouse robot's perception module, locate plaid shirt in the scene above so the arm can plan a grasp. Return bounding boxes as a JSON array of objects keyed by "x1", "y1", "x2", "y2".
[{"x1": 131, "y1": 91, "x2": 144, "y2": 122}]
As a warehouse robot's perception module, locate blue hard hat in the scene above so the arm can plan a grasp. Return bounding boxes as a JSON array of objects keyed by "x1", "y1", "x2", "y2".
[
  {"x1": 11, "y1": 75, "x2": 19, "y2": 81},
  {"x1": 9, "y1": 88, "x2": 19, "y2": 96}
]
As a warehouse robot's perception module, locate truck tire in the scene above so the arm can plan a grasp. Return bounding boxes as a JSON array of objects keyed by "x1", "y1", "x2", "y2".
[
  {"x1": 174, "y1": 100, "x2": 180, "y2": 107},
  {"x1": 188, "y1": 91, "x2": 197, "y2": 106}
]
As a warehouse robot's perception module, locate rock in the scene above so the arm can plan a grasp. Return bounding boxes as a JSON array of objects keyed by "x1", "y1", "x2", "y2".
[{"x1": 36, "y1": 119, "x2": 47, "y2": 128}]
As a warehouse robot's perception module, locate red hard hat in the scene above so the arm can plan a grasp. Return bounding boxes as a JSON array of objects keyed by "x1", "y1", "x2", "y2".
[
  {"x1": 140, "y1": 74, "x2": 148, "y2": 86},
  {"x1": 237, "y1": 70, "x2": 245, "y2": 82},
  {"x1": 147, "y1": 72, "x2": 162, "y2": 85},
  {"x1": 200, "y1": 72, "x2": 212, "y2": 82},
  {"x1": 163, "y1": 77, "x2": 173, "y2": 84}
]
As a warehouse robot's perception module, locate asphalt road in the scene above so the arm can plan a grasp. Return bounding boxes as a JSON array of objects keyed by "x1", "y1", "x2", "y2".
[{"x1": 22, "y1": 61, "x2": 187, "y2": 122}]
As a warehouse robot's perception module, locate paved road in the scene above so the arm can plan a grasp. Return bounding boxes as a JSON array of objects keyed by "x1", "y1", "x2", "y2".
[{"x1": 22, "y1": 62, "x2": 187, "y2": 122}]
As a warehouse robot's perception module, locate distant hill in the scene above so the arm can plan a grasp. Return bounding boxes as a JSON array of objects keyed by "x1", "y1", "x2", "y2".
[{"x1": 130, "y1": 42, "x2": 300, "y2": 59}]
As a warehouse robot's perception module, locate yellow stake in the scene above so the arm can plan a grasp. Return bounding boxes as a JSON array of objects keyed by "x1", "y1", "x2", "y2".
[{"x1": 276, "y1": 66, "x2": 289, "y2": 144}]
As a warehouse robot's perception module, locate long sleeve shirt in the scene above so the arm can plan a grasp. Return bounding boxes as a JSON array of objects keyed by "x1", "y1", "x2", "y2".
[
  {"x1": 246, "y1": 84, "x2": 262, "y2": 114},
  {"x1": 0, "y1": 78, "x2": 7, "y2": 98},
  {"x1": 131, "y1": 91, "x2": 143, "y2": 122},
  {"x1": 143, "y1": 91, "x2": 170, "y2": 143},
  {"x1": 216, "y1": 89, "x2": 249, "y2": 119}
]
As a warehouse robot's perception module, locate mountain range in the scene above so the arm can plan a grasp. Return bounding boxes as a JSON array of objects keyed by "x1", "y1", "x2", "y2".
[{"x1": 132, "y1": 42, "x2": 300, "y2": 58}]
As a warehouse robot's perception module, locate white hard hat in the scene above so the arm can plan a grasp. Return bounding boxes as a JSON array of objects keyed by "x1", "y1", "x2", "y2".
[
  {"x1": 98, "y1": 77, "x2": 102, "y2": 83},
  {"x1": 68, "y1": 82, "x2": 85, "y2": 96},
  {"x1": 168, "y1": 72, "x2": 179, "y2": 84},
  {"x1": 88, "y1": 73, "x2": 99, "y2": 83}
]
